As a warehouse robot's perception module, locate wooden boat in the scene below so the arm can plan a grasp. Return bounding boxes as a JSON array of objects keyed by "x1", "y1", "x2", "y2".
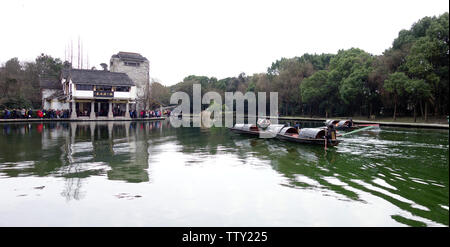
[
  {"x1": 276, "y1": 126, "x2": 341, "y2": 146},
  {"x1": 325, "y1": 119, "x2": 379, "y2": 131},
  {"x1": 230, "y1": 123, "x2": 341, "y2": 146},
  {"x1": 229, "y1": 123, "x2": 285, "y2": 138},
  {"x1": 229, "y1": 123, "x2": 261, "y2": 136}
]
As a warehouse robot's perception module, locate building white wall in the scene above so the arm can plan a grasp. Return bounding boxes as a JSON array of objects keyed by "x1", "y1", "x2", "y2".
[
  {"x1": 71, "y1": 88, "x2": 136, "y2": 100},
  {"x1": 42, "y1": 89, "x2": 58, "y2": 100},
  {"x1": 129, "y1": 86, "x2": 137, "y2": 100},
  {"x1": 114, "y1": 91, "x2": 132, "y2": 99},
  {"x1": 42, "y1": 89, "x2": 58, "y2": 110},
  {"x1": 42, "y1": 89, "x2": 69, "y2": 110},
  {"x1": 73, "y1": 90, "x2": 94, "y2": 98},
  {"x1": 43, "y1": 100, "x2": 51, "y2": 110},
  {"x1": 50, "y1": 100, "x2": 69, "y2": 110},
  {"x1": 69, "y1": 77, "x2": 136, "y2": 101}
]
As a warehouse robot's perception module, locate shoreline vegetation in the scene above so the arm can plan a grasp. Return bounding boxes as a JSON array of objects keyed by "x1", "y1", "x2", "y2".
[{"x1": 1, "y1": 13, "x2": 449, "y2": 124}]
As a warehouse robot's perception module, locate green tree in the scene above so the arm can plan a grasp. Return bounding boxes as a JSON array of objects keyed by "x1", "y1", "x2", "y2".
[
  {"x1": 327, "y1": 48, "x2": 374, "y2": 116},
  {"x1": 384, "y1": 72, "x2": 408, "y2": 120},
  {"x1": 35, "y1": 53, "x2": 63, "y2": 77},
  {"x1": 0, "y1": 58, "x2": 24, "y2": 108},
  {"x1": 406, "y1": 35, "x2": 448, "y2": 117},
  {"x1": 4, "y1": 57, "x2": 22, "y2": 74},
  {"x1": 150, "y1": 81, "x2": 171, "y2": 107},
  {"x1": 300, "y1": 70, "x2": 337, "y2": 117},
  {"x1": 273, "y1": 58, "x2": 313, "y2": 115},
  {"x1": 404, "y1": 78, "x2": 431, "y2": 122},
  {"x1": 392, "y1": 12, "x2": 450, "y2": 117}
]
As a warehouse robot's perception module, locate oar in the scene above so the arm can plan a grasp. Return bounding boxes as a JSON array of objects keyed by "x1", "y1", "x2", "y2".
[
  {"x1": 356, "y1": 124, "x2": 380, "y2": 127},
  {"x1": 338, "y1": 125, "x2": 375, "y2": 137}
]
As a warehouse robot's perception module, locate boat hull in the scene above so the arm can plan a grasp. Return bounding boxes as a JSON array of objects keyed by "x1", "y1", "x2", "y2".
[
  {"x1": 230, "y1": 127, "x2": 341, "y2": 147},
  {"x1": 335, "y1": 124, "x2": 379, "y2": 131},
  {"x1": 229, "y1": 128, "x2": 260, "y2": 136},
  {"x1": 276, "y1": 134, "x2": 341, "y2": 146}
]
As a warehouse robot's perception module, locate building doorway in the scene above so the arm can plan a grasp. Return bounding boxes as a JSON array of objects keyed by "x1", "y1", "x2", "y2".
[
  {"x1": 113, "y1": 103, "x2": 127, "y2": 117},
  {"x1": 95, "y1": 100, "x2": 110, "y2": 117},
  {"x1": 76, "y1": 102, "x2": 91, "y2": 117}
]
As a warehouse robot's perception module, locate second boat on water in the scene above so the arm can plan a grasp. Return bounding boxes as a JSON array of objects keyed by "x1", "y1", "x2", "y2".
[
  {"x1": 325, "y1": 119, "x2": 379, "y2": 131},
  {"x1": 230, "y1": 121, "x2": 341, "y2": 147}
]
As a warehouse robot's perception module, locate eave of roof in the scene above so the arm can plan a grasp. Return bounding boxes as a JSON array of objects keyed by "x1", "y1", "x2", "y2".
[
  {"x1": 64, "y1": 69, "x2": 135, "y2": 86},
  {"x1": 112, "y1": 51, "x2": 148, "y2": 62}
]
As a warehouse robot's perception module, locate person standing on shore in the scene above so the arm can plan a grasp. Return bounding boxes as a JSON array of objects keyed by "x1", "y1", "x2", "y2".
[{"x1": 3, "y1": 109, "x2": 10, "y2": 119}]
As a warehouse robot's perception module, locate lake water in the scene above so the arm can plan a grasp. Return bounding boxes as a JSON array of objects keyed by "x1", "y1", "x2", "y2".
[{"x1": 0, "y1": 120, "x2": 448, "y2": 226}]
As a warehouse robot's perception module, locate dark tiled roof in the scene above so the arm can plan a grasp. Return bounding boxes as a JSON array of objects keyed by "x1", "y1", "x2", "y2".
[
  {"x1": 45, "y1": 90, "x2": 66, "y2": 101},
  {"x1": 111, "y1": 52, "x2": 147, "y2": 62},
  {"x1": 64, "y1": 69, "x2": 135, "y2": 86},
  {"x1": 39, "y1": 77, "x2": 62, "y2": 90}
]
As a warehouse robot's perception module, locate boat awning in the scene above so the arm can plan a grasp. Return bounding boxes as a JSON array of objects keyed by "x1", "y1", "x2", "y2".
[
  {"x1": 325, "y1": 119, "x2": 340, "y2": 125},
  {"x1": 233, "y1": 124, "x2": 259, "y2": 132},
  {"x1": 337, "y1": 120, "x2": 350, "y2": 127},
  {"x1": 265, "y1": 124, "x2": 285, "y2": 134},
  {"x1": 279, "y1": 127, "x2": 299, "y2": 135},
  {"x1": 298, "y1": 128, "x2": 325, "y2": 139}
]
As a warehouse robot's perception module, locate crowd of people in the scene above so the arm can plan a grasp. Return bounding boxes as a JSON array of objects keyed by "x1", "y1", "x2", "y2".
[
  {"x1": 2, "y1": 108, "x2": 170, "y2": 119},
  {"x1": 133, "y1": 109, "x2": 171, "y2": 118},
  {"x1": 2, "y1": 108, "x2": 71, "y2": 119}
]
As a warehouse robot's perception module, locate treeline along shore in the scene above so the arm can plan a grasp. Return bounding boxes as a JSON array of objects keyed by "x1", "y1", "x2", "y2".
[{"x1": 1, "y1": 13, "x2": 449, "y2": 124}]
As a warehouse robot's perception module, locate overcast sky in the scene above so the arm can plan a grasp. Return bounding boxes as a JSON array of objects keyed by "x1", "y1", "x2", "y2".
[{"x1": 1, "y1": 0, "x2": 448, "y2": 86}]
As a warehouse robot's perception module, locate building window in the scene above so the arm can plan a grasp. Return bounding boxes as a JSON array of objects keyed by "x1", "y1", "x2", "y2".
[
  {"x1": 75, "y1": 84, "x2": 93, "y2": 90},
  {"x1": 124, "y1": 61, "x2": 140, "y2": 67},
  {"x1": 96, "y1": 86, "x2": 112, "y2": 91},
  {"x1": 115, "y1": 86, "x2": 130, "y2": 92}
]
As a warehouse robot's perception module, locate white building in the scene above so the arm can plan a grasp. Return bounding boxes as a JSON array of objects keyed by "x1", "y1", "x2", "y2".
[
  {"x1": 40, "y1": 77, "x2": 69, "y2": 110},
  {"x1": 40, "y1": 67, "x2": 137, "y2": 119}
]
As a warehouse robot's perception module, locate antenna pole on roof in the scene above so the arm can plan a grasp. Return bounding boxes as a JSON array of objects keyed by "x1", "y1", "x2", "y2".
[
  {"x1": 77, "y1": 36, "x2": 81, "y2": 69},
  {"x1": 81, "y1": 40, "x2": 83, "y2": 69},
  {"x1": 70, "y1": 39, "x2": 73, "y2": 66}
]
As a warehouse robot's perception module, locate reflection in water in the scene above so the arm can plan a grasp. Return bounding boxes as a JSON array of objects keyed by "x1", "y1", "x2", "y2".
[
  {"x1": 263, "y1": 127, "x2": 449, "y2": 226},
  {"x1": 0, "y1": 121, "x2": 163, "y2": 201},
  {"x1": 0, "y1": 120, "x2": 448, "y2": 226}
]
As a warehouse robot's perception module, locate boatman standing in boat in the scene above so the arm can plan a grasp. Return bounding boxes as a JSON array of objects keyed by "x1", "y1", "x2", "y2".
[
  {"x1": 294, "y1": 122, "x2": 301, "y2": 131},
  {"x1": 324, "y1": 124, "x2": 336, "y2": 150}
]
